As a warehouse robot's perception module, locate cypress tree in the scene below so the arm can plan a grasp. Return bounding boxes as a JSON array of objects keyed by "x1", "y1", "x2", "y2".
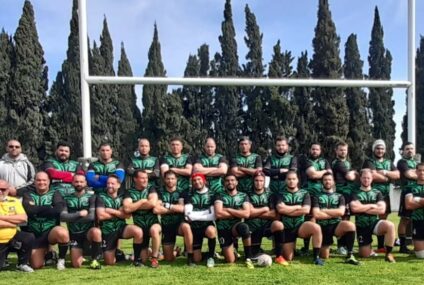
[
  {"x1": 141, "y1": 24, "x2": 168, "y2": 155},
  {"x1": 368, "y1": 6, "x2": 395, "y2": 158},
  {"x1": 414, "y1": 36, "x2": 424, "y2": 155},
  {"x1": 0, "y1": 30, "x2": 13, "y2": 145},
  {"x1": 8, "y1": 0, "x2": 48, "y2": 163},
  {"x1": 310, "y1": 0, "x2": 349, "y2": 157},
  {"x1": 214, "y1": 0, "x2": 241, "y2": 157},
  {"x1": 197, "y1": 44, "x2": 214, "y2": 138},
  {"x1": 117, "y1": 43, "x2": 142, "y2": 163},
  {"x1": 343, "y1": 34, "x2": 372, "y2": 169}
]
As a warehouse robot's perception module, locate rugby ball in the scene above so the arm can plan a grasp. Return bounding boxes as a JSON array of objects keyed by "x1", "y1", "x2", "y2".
[{"x1": 256, "y1": 254, "x2": 272, "y2": 267}]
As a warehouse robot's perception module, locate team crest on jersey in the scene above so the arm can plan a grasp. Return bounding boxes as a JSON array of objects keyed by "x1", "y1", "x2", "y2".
[{"x1": 8, "y1": 206, "x2": 15, "y2": 213}]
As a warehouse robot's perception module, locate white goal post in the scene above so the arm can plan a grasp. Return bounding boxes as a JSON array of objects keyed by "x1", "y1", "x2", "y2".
[{"x1": 78, "y1": 0, "x2": 416, "y2": 159}]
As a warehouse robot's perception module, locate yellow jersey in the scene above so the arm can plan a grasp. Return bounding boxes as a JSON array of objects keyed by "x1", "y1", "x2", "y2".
[{"x1": 0, "y1": 196, "x2": 26, "y2": 243}]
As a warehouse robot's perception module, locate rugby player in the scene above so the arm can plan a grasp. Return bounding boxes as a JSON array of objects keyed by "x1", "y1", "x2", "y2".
[
  {"x1": 123, "y1": 170, "x2": 161, "y2": 267},
  {"x1": 193, "y1": 138, "x2": 228, "y2": 195},
  {"x1": 350, "y1": 169, "x2": 396, "y2": 262},
  {"x1": 312, "y1": 172, "x2": 359, "y2": 265},
  {"x1": 96, "y1": 175, "x2": 143, "y2": 266},
  {"x1": 22, "y1": 171, "x2": 70, "y2": 270},
  {"x1": 275, "y1": 171, "x2": 324, "y2": 265},
  {"x1": 184, "y1": 173, "x2": 216, "y2": 267},
  {"x1": 362, "y1": 139, "x2": 399, "y2": 253},
  {"x1": 214, "y1": 174, "x2": 254, "y2": 268},
  {"x1": 153, "y1": 170, "x2": 194, "y2": 265},
  {"x1": 127, "y1": 138, "x2": 160, "y2": 188},
  {"x1": 60, "y1": 174, "x2": 101, "y2": 269}
]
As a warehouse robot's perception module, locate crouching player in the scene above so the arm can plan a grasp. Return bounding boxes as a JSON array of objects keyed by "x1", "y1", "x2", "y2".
[
  {"x1": 312, "y1": 172, "x2": 359, "y2": 265},
  {"x1": 214, "y1": 174, "x2": 254, "y2": 269},
  {"x1": 184, "y1": 173, "x2": 217, "y2": 267},
  {"x1": 154, "y1": 170, "x2": 194, "y2": 265},
  {"x1": 405, "y1": 163, "x2": 424, "y2": 259},
  {"x1": 350, "y1": 169, "x2": 396, "y2": 262},
  {"x1": 97, "y1": 175, "x2": 143, "y2": 266},
  {"x1": 123, "y1": 170, "x2": 161, "y2": 267},
  {"x1": 61, "y1": 174, "x2": 102, "y2": 269},
  {"x1": 275, "y1": 171, "x2": 324, "y2": 265}
]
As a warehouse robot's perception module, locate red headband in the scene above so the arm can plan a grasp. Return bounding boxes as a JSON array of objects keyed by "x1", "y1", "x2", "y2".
[{"x1": 191, "y1": 173, "x2": 206, "y2": 182}]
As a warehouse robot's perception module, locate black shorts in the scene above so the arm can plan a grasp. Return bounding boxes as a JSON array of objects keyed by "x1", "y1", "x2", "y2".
[
  {"x1": 70, "y1": 232, "x2": 89, "y2": 249},
  {"x1": 383, "y1": 194, "x2": 391, "y2": 215},
  {"x1": 102, "y1": 226, "x2": 126, "y2": 252},
  {"x1": 357, "y1": 222, "x2": 379, "y2": 247},
  {"x1": 412, "y1": 220, "x2": 424, "y2": 240},
  {"x1": 139, "y1": 223, "x2": 161, "y2": 249},
  {"x1": 218, "y1": 229, "x2": 234, "y2": 248},
  {"x1": 343, "y1": 194, "x2": 352, "y2": 217},
  {"x1": 32, "y1": 229, "x2": 54, "y2": 249},
  {"x1": 192, "y1": 224, "x2": 214, "y2": 251},
  {"x1": 251, "y1": 227, "x2": 272, "y2": 246},
  {"x1": 162, "y1": 224, "x2": 180, "y2": 246},
  {"x1": 320, "y1": 223, "x2": 338, "y2": 247},
  {"x1": 398, "y1": 191, "x2": 412, "y2": 218},
  {"x1": 282, "y1": 227, "x2": 300, "y2": 244}
]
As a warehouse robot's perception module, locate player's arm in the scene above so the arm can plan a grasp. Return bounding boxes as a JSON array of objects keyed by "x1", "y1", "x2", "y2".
[
  {"x1": 320, "y1": 195, "x2": 346, "y2": 217},
  {"x1": 239, "y1": 155, "x2": 263, "y2": 176},
  {"x1": 306, "y1": 166, "x2": 326, "y2": 180},
  {"x1": 226, "y1": 202, "x2": 251, "y2": 219},
  {"x1": 154, "y1": 197, "x2": 184, "y2": 215},
  {"x1": 149, "y1": 159, "x2": 160, "y2": 180},
  {"x1": 96, "y1": 197, "x2": 114, "y2": 221},
  {"x1": 123, "y1": 197, "x2": 146, "y2": 213},
  {"x1": 185, "y1": 203, "x2": 215, "y2": 221},
  {"x1": 0, "y1": 200, "x2": 27, "y2": 225},
  {"x1": 41, "y1": 161, "x2": 74, "y2": 183},
  {"x1": 160, "y1": 160, "x2": 170, "y2": 178},
  {"x1": 86, "y1": 166, "x2": 105, "y2": 188},
  {"x1": 405, "y1": 192, "x2": 424, "y2": 210},
  {"x1": 60, "y1": 203, "x2": 82, "y2": 222},
  {"x1": 0, "y1": 220, "x2": 17, "y2": 228},
  {"x1": 214, "y1": 200, "x2": 233, "y2": 219},
  {"x1": 249, "y1": 205, "x2": 270, "y2": 218},
  {"x1": 365, "y1": 200, "x2": 386, "y2": 215},
  {"x1": 311, "y1": 196, "x2": 332, "y2": 220},
  {"x1": 171, "y1": 157, "x2": 193, "y2": 177},
  {"x1": 349, "y1": 196, "x2": 376, "y2": 213}
]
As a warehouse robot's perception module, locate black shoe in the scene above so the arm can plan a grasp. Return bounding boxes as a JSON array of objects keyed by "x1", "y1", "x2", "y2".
[
  {"x1": 115, "y1": 249, "x2": 126, "y2": 262},
  {"x1": 298, "y1": 247, "x2": 310, "y2": 257},
  {"x1": 133, "y1": 260, "x2": 144, "y2": 267},
  {"x1": 399, "y1": 246, "x2": 413, "y2": 254}
]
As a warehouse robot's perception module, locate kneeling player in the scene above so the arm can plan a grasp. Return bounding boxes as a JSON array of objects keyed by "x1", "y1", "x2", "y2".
[
  {"x1": 350, "y1": 169, "x2": 396, "y2": 262},
  {"x1": 215, "y1": 174, "x2": 254, "y2": 268},
  {"x1": 312, "y1": 172, "x2": 359, "y2": 265},
  {"x1": 97, "y1": 175, "x2": 143, "y2": 266},
  {"x1": 61, "y1": 174, "x2": 102, "y2": 269},
  {"x1": 275, "y1": 171, "x2": 324, "y2": 265},
  {"x1": 154, "y1": 170, "x2": 194, "y2": 265},
  {"x1": 123, "y1": 170, "x2": 161, "y2": 267},
  {"x1": 185, "y1": 173, "x2": 217, "y2": 267},
  {"x1": 22, "y1": 171, "x2": 70, "y2": 270},
  {"x1": 405, "y1": 163, "x2": 424, "y2": 258}
]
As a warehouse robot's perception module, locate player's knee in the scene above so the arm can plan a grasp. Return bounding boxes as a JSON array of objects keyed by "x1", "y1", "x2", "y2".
[
  {"x1": 236, "y1": 223, "x2": 250, "y2": 240},
  {"x1": 271, "y1": 221, "x2": 284, "y2": 231}
]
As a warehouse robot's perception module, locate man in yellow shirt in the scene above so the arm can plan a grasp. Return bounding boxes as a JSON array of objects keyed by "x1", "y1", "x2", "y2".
[{"x1": 0, "y1": 179, "x2": 34, "y2": 272}]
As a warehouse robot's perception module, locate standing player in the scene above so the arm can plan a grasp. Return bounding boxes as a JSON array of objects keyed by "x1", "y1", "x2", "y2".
[
  {"x1": 127, "y1": 138, "x2": 160, "y2": 188},
  {"x1": 22, "y1": 171, "x2": 70, "y2": 270},
  {"x1": 41, "y1": 142, "x2": 83, "y2": 196},
  {"x1": 362, "y1": 139, "x2": 399, "y2": 253},
  {"x1": 193, "y1": 138, "x2": 228, "y2": 195},
  {"x1": 405, "y1": 163, "x2": 424, "y2": 259},
  {"x1": 160, "y1": 137, "x2": 193, "y2": 193},
  {"x1": 153, "y1": 170, "x2": 194, "y2": 265},
  {"x1": 214, "y1": 174, "x2": 254, "y2": 268},
  {"x1": 230, "y1": 136, "x2": 262, "y2": 195},
  {"x1": 123, "y1": 171, "x2": 161, "y2": 267},
  {"x1": 275, "y1": 171, "x2": 324, "y2": 265},
  {"x1": 312, "y1": 172, "x2": 359, "y2": 265},
  {"x1": 96, "y1": 175, "x2": 143, "y2": 266},
  {"x1": 263, "y1": 136, "x2": 297, "y2": 195},
  {"x1": 350, "y1": 169, "x2": 396, "y2": 262},
  {"x1": 60, "y1": 174, "x2": 102, "y2": 269},
  {"x1": 397, "y1": 142, "x2": 417, "y2": 253},
  {"x1": 86, "y1": 143, "x2": 125, "y2": 194},
  {"x1": 184, "y1": 173, "x2": 217, "y2": 267}
]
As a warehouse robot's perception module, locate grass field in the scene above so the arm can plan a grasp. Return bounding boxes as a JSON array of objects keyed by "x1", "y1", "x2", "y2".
[{"x1": 1, "y1": 215, "x2": 423, "y2": 285}]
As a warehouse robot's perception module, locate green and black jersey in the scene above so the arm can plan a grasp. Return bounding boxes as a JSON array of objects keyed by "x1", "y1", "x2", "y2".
[
  {"x1": 161, "y1": 154, "x2": 192, "y2": 192},
  {"x1": 128, "y1": 155, "x2": 160, "y2": 188},
  {"x1": 264, "y1": 152, "x2": 297, "y2": 195},
  {"x1": 332, "y1": 158, "x2": 357, "y2": 197},
  {"x1": 351, "y1": 188, "x2": 383, "y2": 228},
  {"x1": 275, "y1": 189, "x2": 311, "y2": 230},
  {"x1": 96, "y1": 193, "x2": 126, "y2": 235},
  {"x1": 405, "y1": 184, "x2": 424, "y2": 222},
  {"x1": 397, "y1": 157, "x2": 417, "y2": 190},
  {"x1": 302, "y1": 156, "x2": 331, "y2": 197},
  {"x1": 41, "y1": 158, "x2": 81, "y2": 196},
  {"x1": 125, "y1": 187, "x2": 159, "y2": 229},
  {"x1": 313, "y1": 192, "x2": 345, "y2": 226},
  {"x1": 231, "y1": 153, "x2": 262, "y2": 194},
  {"x1": 362, "y1": 157, "x2": 396, "y2": 197},
  {"x1": 215, "y1": 191, "x2": 250, "y2": 230},
  {"x1": 22, "y1": 189, "x2": 64, "y2": 237},
  {"x1": 158, "y1": 187, "x2": 184, "y2": 226},
  {"x1": 87, "y1": 159, "x2": 125, "y2": 193},
  {"x1": 63, "y1": 192, "x2": 96, "y2": 234},
  {"x1": 246, "y1": 189, "x2": 273, "y2": 232},
  {"x1": 184, "y1": 189, "x2": 215, "y2": 229},
  {"x1": 195, "y1": 153, "x2": 228, "y2": 195}
]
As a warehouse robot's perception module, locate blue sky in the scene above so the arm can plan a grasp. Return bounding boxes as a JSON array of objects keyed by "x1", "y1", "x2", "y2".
[{"x1": 1, "y1": 0, "x2": 423, "y2": 156}]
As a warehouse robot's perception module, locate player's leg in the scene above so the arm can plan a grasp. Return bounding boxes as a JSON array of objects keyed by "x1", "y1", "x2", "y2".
[
  {"x1": 271, "y1": 221, "x2": 288, "y2": 265},
  {"x1": 149, "y1": 223, "x2": 162, "y2": 267},
  {"x1": 10, "y1": 231, "x2": 35, "y2": 271},
  {"x1": 376, "y1": 196, "x2": 391, "y2": 253},
  {"x1": 30, "y1": 248, "x2": 48, "y2": 269},
  {"x1": 102, "y1": 231, "x2": 120, "y2": 265},
  {"x1": 319, "y1": 225, "x2": 332, "y2": 259},
  {"x1": 122, "y1": 224, "x2": 144, "y2": 266},
  {"x1": 87, "y1": 227, "x2": 102, "y2": 269},
  {"x1": 411, "y1": 221, "x2": 424, "y2": 258},
  {"x1": 398, "y1": 191, "x2": 412, "y2": 253},
  {"x1": 205, "y1": 225, "x2": 217, "y2": 266},
  {"x1": 374, "y1": 220, "x2": 396, "y2": 262},
  {"x1": 48, "y1": 226, "x2": 70, "y2": 270},
  {"x1": 70, "y1": 233, "x2": 84, "y2": 268},
  {"x1": 191, "y1": 228, "x2": 204, "y2": 264},
  {"x1": 298, "y1": 221, "x2": 324, "y2": 265},
  {"x1": 162, "y1": 225, "x2": 177, "y2": 262},
  {"x1": 334, "y1": 221, "x2": 359, "y2": 265},
  {"x1": 219, "y1": 229, "x2": 235, "y2": 263},
  {"x1": 178, "y1": 222, "x2": 194, "y2": 265}
]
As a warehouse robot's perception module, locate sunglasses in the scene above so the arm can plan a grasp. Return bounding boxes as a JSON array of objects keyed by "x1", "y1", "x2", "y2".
[
  {"x1": 0, "y1": 188, "x2": 8, "y2": 192},
  {"x1": 8, "y1": 145, "x2": 21, "y2": 149}
]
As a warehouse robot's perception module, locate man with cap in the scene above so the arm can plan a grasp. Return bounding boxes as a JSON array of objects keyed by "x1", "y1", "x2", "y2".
[
  {"x1": 184, "y1": 172, "x2": 217, "y2": 267},
  {"x1": 362, "y1": 139, "x2": 399, "y2": 253}
]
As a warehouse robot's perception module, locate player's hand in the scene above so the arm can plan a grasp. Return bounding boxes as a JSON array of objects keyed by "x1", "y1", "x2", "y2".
[{"x1": 79, "y1": 210, "x2": 88, "y2": 217}]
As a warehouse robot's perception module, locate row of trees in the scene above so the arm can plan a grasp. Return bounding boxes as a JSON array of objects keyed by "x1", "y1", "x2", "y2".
[{"x1": 0, "y1": 0, "x2": 422, "y2": 167}]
